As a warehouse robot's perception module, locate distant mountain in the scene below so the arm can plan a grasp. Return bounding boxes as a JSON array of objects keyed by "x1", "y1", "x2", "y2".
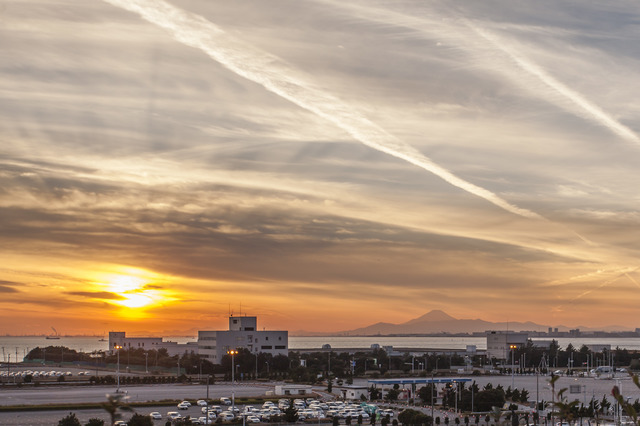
[{"x1": 292, "y1": 310, "x2": 553, "y2": 336}]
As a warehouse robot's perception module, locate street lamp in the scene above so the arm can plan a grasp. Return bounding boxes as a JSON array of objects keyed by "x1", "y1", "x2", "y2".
[
  {"x1": 114, "y1": 345, "x2": 123, "y2": 393},
  {"x1": 509, "y1": 345, "x2": 517, "y2": 389},
  {"x1": 227, "y1": 349, "x2": 238, "y2": 414},
  {"x1": 144, "y1": 352, "x2": 149, "y2": 374}
]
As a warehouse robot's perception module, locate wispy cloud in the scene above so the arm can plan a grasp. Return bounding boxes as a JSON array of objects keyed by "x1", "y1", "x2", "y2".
[
  {"x1": 66, "y1": 291, "x2": 126, "y2": 300},
  {"x1": 462, "y1": 19, "x2": 640, "y2": 146},
  {"x1": 318, "y1": 0, "x2": 640, "y2": 146},
  {"x1": 102, "y1": 0, "x2": 542, "y2": 220}
]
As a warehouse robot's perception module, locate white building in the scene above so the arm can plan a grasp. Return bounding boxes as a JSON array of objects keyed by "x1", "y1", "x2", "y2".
[
  {"x1": 486, "y1": 331, "x2": 529, "y2": 360},
  {"x1": 274, "y1": 384, "x2": 313, "y2": 396},
  {"x1": 339, "y1": 385, "x2": 369, "y2": 400},
  {"x1": 108, "y1": 332, "x2": 198, "y2": 357},
  {"x1": 198, "y1": 315, "x2": 288, "y2": 364}
]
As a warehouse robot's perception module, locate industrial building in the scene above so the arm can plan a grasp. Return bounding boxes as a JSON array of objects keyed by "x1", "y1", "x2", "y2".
[
  {"x1": 486, "y1": 330, "x2": 529, "y2": 360},
  {"x1": 198, "y1": 315, "x2": 288, "y2": 364},
  {"x1": 108, "y1": 332, "x2": 198, "y2": 357}
]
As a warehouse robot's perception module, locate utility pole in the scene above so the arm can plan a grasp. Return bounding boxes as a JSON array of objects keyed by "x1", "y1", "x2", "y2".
[
  {"x1": 205, "y1": 375, "x2": 211, "y2": 426},
  {"x1": 431, "y1": 372, "x2": 435, "y2": 423},
  {"x1": 228, "y1": 349, "x2": 238, "y2": 414},
  {"x1": 510, "y1": 345, "x2": 517, "y2": 389}
]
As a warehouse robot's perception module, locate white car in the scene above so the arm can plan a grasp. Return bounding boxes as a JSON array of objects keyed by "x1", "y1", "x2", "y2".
[
  {"x1": 220, "y1": 397, "x2": 232, "y2": 405},
  {"x1": 178, "y1": 402, "x2": 190, "y2": 410},
  {"x1": 167, "y1": 411, "x2": 182, "y2": 420},
  {"x1": 197, "y1": 399, "x2": 208, "y2": 406},
  {"x1": 219, "y1": 412, "x2": 235, "y2": 421},
  {"x1": 180, "y1": 400, "x2": 192, "y2": 407},
  {"x1": 149, "y1": 411, "x2": 162, "y2": 420},
  {"x1": 246, "y1": 415, "x2": 261, "y2": 423}
]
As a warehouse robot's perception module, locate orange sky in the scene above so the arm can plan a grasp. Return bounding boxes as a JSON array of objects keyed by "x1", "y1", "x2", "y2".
[{"x1": 1, "y1": 0, "x2": 640, "y2": 335}]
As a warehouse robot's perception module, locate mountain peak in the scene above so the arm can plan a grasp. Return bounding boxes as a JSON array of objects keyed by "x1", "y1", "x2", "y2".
[{"x1": 404, "y1": 310, "x2": 457, "y2": 325}]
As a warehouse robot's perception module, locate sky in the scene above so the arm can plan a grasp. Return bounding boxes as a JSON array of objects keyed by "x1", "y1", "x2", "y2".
[{"x1": 1, "y1": 0, "x2": 640, "y2": 336}]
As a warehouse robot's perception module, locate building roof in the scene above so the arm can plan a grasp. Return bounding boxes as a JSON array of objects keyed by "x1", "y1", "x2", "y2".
[{"x1": 368, "y1": 378, "x2": 472, "y2": 385}]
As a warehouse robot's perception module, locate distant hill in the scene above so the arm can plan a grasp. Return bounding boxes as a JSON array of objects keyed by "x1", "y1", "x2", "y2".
[{"x1": 292, "y1": 310, "x2": 554, "y2": 336}]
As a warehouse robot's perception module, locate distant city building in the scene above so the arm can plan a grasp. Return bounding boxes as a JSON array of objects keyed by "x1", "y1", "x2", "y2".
[
  {"x1": 198, "y1": 315, "x2": 288, "y2": 364},
  {"x1": 486, "y1": 330, "x2": 529, "y2": 360},
  {"x1": 108, "y1": 332, "x2": 197, "y2": 357}
]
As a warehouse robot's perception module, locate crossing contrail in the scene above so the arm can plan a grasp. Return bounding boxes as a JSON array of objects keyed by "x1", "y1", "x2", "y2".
[
  {"x1": 103, "y1": 0, "x2": 543, "y2": 220},
  {"x1": 318, "y1": 0, "x2": 640, "y2": 146},
  {"x1": 464, "y1": 20, "x2": 640, "y2": 146}
]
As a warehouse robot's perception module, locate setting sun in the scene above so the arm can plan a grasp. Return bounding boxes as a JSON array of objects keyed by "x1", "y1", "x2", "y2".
[{"x1": 93, "y1": 267, "x2": 177, "y2": 312}]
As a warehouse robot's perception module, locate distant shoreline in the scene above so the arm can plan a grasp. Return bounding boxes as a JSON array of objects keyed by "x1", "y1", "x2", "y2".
[{"x1": 3, "y1": 332, "x2": 638, "y2": 338}]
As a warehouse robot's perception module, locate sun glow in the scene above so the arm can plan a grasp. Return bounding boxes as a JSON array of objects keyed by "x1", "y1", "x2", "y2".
[{"x1": 96, "y1": 267, "x2": 175, "y2": 311}]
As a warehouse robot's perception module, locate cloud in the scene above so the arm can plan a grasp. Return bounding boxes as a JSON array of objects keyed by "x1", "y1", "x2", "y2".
[
  {"x1": 0, "y1": 281, "x2": 20, "y2": 293},
  {"x1": 102, "y1": 0, "x2": 543, "y2": 220},
  {"x1": 66, "y1": 291, "x2": 126, "y2": 300},
  {"x1": 318, "y1": 0, "x2": 640, "y2": 146}
]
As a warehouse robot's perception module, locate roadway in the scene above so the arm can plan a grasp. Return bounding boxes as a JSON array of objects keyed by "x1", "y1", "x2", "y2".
[{"x1": 0, "y1": 382, "x2": 272, "y2": 406}]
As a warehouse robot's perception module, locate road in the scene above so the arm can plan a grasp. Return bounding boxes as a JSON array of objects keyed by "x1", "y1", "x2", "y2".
[
  {"x1": 0, "y1": 382, "x2": 275, "y2": 406},
  {"x1": 1, "y1": 374, "x2": 638, "y2": 425}
]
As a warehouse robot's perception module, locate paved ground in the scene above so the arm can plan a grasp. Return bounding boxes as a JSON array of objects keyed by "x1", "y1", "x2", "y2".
[{"x1": 0, "y1": 373, "x2": 638, "y2": 425}]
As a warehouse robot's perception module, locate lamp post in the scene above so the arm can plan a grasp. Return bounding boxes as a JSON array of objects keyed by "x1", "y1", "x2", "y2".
[
  {"x1": 114, "y1": 345, "x2": 123, "y2": 393},
  {"x1": 145, "y1": 352, "x2": 149, "y2": 374},
  {"x1": 509, "y1": 345, "x2": 517, "y2": 389},
  {"x1": 227, "y1": 349, "x2": 238, "y2": 414},
  {"x1": 430, "y1": 372, "x2": 434, "y2": 423}
]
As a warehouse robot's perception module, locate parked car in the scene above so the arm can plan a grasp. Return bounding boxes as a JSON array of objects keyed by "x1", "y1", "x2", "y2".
[
  {"x1": 178, "y1": 402, "x2": 190, "y2": 410},
  {"x1": 167, "y1": 411, "x2": 182, "y2": 420},
  {"x1": 219, "y1": 412, "x2": 235, "y2": 421},
  {"x1": 246, "y1": 415, "x2": 261, "y2": 423},
  {"x1": 220, "y1": 397, "x2": 232, "y2": 405},
  {"x1": 197, "y1": 399, "x2": 208, "y2": 406},
  {"x1": 149, "y1": 411, "x2": 162, "y2": 420}
]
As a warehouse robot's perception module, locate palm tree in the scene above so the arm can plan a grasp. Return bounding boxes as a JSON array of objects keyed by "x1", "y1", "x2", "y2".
[{"x1": 101, "y1": 394, "x2": 133, "y2": 426}]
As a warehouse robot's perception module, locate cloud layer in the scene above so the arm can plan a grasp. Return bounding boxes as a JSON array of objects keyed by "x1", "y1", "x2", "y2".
[{"x1": 0, "y1": 0, "x2": 639, "y2": 334}]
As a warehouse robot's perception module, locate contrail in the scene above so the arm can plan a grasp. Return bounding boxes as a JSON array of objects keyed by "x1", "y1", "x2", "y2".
[
  {"x1": 317, "y1": 0, "x2": 640, "y2": 146},
  {"x1": 464, "y1": 20, "x2": 640, "y2": 146},
  {"x1": 552, "y1": 266, "x2": 638, "y2": 312},
  {"x1": 103, "y1": 0, "x2": 542, "y2": 220}
]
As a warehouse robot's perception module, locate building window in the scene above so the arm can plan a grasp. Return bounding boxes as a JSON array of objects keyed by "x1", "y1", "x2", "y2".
[
  {"x1": 261, "y1": 346, "x2": 272, "y2": 350},
  {"x1": 275, "y1": 345, "x2": 286, "y2": 350},
  {"x1": 266, "y1": 337, "x2": 269, "y2": 341}
]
